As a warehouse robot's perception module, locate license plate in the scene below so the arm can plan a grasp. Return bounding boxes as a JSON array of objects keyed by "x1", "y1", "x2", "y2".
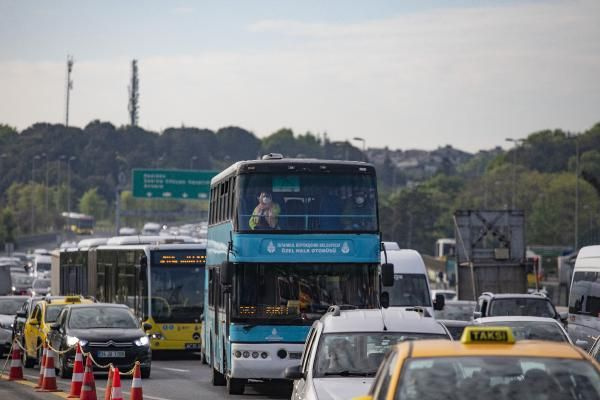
[
  {"x1": 289, "y1": 352, "x2": 302, "y2": 359},
  {"x1": 97, "y1": 351, "x2": 125, "y2": 358},
  {"x1": 185, "y1": 343, "x2": 200, "y2": 350}
]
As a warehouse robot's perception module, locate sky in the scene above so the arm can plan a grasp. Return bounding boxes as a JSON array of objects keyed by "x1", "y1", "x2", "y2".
[{"x1": 0, "y1": 0, "x2": 599, "y2": 152}]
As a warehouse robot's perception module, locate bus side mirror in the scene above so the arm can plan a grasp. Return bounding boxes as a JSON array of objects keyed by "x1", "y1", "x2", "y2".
[
  {"x1": 380, "y1": 292, "x2": 390, "y2": 309},
  {"x1": 381, "y1": 263, "x2": 394, "y2": 287},
  {"x1": 221, "y1": 262, "x2": 233, "y2": 286},
  {"x1": 433, "y1": 294, "x2": 445, "y2": 311}
]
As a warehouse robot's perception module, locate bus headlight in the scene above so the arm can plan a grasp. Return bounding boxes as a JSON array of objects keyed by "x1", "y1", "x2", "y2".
[{"x1": 135, "y1": 336, "x2": 150, "y2": 346}]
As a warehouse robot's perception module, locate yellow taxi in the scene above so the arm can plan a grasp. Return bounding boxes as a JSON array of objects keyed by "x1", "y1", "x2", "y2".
[
  {"x1": 22, "y1": 296, "x2": 94, "y2": 368},
  {"x1": 355, "y1": 326, "x2": 600, "y2": 400}
]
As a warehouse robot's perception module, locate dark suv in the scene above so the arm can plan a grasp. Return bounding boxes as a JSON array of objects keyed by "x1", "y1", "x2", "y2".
[{"x1": 474, "y1": 292, "x2": 565, "y2": 323}]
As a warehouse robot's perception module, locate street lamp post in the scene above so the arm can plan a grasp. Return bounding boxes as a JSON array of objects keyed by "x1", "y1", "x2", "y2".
[
  {"x1": 57, "y1": 155, "x2": 66, "y2": 212},
  {"x1": 31, "y1": 155, "x2": 40, "y2": 233},
  {"x1": 505, "y1": 138, "x2": 523, "y2": 209},
  {"x1": 42, "y1": 153, "x2": 49, "y2": 215},
  {"x1": 190, "y1": 155, "x2": 198, "y2": 170},
  {"x1": 67, "y1": 156, "x2": 76, "y2": 215},
  {"x1": 352, "y1": 137, "x2": 366, "y2": 152}
]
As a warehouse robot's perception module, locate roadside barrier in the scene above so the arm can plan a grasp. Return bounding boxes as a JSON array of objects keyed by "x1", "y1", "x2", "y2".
[
  {"x1": 110, "y1": 368, "x2": 123, "y2": 400},
  {"x1": 130, "y1": 363, "x2": 143, "y2": 400},
  {"x1": 104, "y1": 366, "x2": 114, "y2": 400},
  {"x1": 68, "y1": 343, "x2": 85, "y2": 398},
  {"x1": 38, "y1": 346, "x2": 60, "y2": 392},
  {"x1": 80, "y1": 355, "x2": 98, "y2": 400},
  {"x1": 36, "y1": 342, "x2": 48, "y2": 388},
  {"x1": 8, "y1": 341, "x2": 25, "y2": 381}
]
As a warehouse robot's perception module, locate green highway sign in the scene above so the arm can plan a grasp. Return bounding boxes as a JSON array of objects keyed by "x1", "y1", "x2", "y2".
[{"x1": 132, "y1": 169, "x2": 218, "y2": 199}]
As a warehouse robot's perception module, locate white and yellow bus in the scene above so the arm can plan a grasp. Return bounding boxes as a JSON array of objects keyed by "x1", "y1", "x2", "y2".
[{"x1": 59, "y1": 239, "x2": 206, "y2": 351}]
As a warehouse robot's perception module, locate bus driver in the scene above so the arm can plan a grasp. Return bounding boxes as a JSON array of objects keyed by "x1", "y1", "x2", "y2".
[{"x1": 249, "y1": 192, "x2": 281, "y2": 230}]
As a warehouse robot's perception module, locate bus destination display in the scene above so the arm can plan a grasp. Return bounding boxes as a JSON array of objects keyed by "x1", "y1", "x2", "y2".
[{"x1": 152, "y1": 251, "x2": 206, "y2": 266}]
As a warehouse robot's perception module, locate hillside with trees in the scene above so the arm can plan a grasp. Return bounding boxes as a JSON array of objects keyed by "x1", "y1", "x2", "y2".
[{"x1": 0, "y1": 120, "x2": 599, "y2": 255}]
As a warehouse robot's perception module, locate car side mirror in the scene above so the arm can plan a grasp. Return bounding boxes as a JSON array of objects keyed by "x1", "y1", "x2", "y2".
[
  {"x1": 381, "y1": 263, "x2": 394, "y2": 287},
  {"x1": 433, "y1": 293, "x2": 445, "y2": 311},
  {"x1": 29, "y1": 319, "x2": 39, "y2": 326},
  {"x1": 380, "y1": 292, "x2": 390, "y2": 309},
  {"x1": 559, "y1": 312, "x2": 568, "y2": 322},
  {"x1": 284, "y1": 364, "x2": 304, "y2": 380},
  {"x1": 473, "y1": 311, "x2": 482, "y2": 319},
  {"x1": 50, "y1": 323, "x2": 60, "y2": 331},
  {"x1": 143, "y1": 323, "x2": 152, "y2": 332}
]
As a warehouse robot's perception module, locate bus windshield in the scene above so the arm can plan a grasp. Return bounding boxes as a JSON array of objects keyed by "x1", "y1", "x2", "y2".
[
  {"x1": 233, "y1": 263, "x2": 377, "y2": 324},
  {"x1": 237, "y1": 173, "x2": 378, "y2": 232},
  {"x1": 150, "y1": 250, "x2": 206, "y2": 323}
]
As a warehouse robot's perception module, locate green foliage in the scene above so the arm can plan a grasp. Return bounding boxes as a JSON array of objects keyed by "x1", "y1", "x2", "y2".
[{"x1": 79, "y1": 188, "x2": 108, "y2": 219}]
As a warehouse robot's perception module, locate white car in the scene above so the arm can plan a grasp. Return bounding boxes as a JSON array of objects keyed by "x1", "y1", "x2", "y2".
[
  {"x1": 431, "y1": 289, "x2": 457, "y2": 302},
  {"x1": 474, "y1": 316, "x2": 573, "y2": 344},
  {"x1": 286, "y1": 307, "x2": 452, "y2": 400}
]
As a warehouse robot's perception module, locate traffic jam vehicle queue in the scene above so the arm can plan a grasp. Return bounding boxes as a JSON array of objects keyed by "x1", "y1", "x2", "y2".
[{"x1": 354, "y1": 326, "x2": 600, "y2": 400}]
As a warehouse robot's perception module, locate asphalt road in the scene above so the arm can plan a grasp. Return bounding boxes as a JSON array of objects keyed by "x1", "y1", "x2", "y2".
[{"x1": 1, "y1": 352, "x2": 291, "y2": 400}]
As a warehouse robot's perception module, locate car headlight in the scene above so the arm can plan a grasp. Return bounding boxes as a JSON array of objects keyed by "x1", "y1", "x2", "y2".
[
  {"x1": 66, "y1": 335, "x2": 80, "y2": 347},
  {"x1": 30, "y1": 290, "x2": 36, "y2": 296},
  {"x1": 134, "y1": 336, "x2": 150, "y2": 346},
  {"x1": 11, "y1": 286, "x2": 16, "y2": 292}
]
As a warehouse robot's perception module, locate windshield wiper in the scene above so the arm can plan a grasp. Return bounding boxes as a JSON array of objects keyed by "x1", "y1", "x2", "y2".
[{"x1": 323, "y1": 371, "x2": 374, "y2": 377}]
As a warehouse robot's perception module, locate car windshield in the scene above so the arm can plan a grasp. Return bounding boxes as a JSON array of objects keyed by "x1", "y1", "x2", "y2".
[
  {"x1": 479, "y1": 321, "x2": 568, "y2": 342},
  {"x1": 149, "y1": 249, "x2": 206, "y2": 323},
  {"x1": 396, "y1": 357, "x2": 600, "y2": 400},
  {"x1": 33, "y1": 279, "x2": 50, "y2": 289},
  {"x1": 69, "y1": 307, "x2": 139, "y2": 329},
  {"x1": 237, "y1": 172, "x2": 378, "y2": 232},
  {"x1": 36, "y1": 263, "x2": 51, "y2": 272},
  {"x1": 0, "y1": 298, "x2": 27, "y2": 315},
  {"x1": 45, "y1": 305, "x2": 66, "y2": 323},
  {"x1": 488, "y1": 298, "x2": 556, "y2": 318},
  {"x1": 387, "y1": 274, "x2": 431, "y2": 307},
  {"x1": 314, "y1": 332, "x2": 449, "y2": 378},
  {"x1": 234, "y1": 264, "x2": 377, "y2": 324},
  {"x1": 434, "y1": 301, "x2": 476, "y2": 321}
]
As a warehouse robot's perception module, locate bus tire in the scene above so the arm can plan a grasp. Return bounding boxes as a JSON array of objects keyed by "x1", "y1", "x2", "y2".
[
  {"x1": 227, "y1": 377, "x2": 246, "y2": 395},
  {"x1": 212, "y1": 365, "x2": 226, "y2": 386}
]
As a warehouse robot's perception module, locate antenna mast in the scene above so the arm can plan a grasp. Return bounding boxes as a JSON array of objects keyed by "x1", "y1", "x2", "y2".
[
  {"x1": 128, "y1": 59, "x2": 139, "y2": 126},
  {"x1": 65, "y1": 55, "x2": 74, "y2": 127}
]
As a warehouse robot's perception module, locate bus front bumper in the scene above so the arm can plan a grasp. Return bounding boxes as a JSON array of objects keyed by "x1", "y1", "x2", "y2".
[{"x1": 230, "y1": 343, "x2": 304, "y2": 380}]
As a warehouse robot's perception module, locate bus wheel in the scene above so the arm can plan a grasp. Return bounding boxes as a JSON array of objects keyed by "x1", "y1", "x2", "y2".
[
  {"x1": 212, "y1": 365, "x2": 226, "y2": 386},
  {"x1": 227, "y1": 377, "x2": 246, "y2": 395}
]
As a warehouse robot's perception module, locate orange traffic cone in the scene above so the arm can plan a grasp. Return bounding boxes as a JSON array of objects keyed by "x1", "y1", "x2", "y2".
[
  {"x1": 104, "y1": 367, "x2": 114, "y2": 400},
  {"x1": 35, "y1": 343, "x2": 48, "y2": 388},
  {"x1": 110, "y1": 368, "x2": 123, "y2": 400},
  {"x1": 8, "y1": 342, "x2": 25, "y2": 380},
  {"x1": 68, "y1": 343, "x2": 85, "y2": 398},
  {"x1": 130, "y1": 363, "x2": 143, "y2": 400},
  {"x1": 38, "y1": 346, "x2": 59, "y2": 392},
  {"x1": 79, "y1": 355, "x2": 97, "y2": 400}
]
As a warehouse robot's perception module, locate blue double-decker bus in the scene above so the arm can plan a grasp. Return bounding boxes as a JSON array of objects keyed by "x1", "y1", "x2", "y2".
[{"x1": 204, "y1": 156, "x2": 381, "y2": 394}]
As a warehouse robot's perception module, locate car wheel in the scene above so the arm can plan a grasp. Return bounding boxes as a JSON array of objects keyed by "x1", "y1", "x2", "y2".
[
  {"x1": 227, "y1": 377, "x2": 246, "y2": 395},
  {"x1": 59, "y1": 354, "x2": 72, "y2": 379},
  {"x1": 22, "y1": 342, "x2": 35, "y2": 368},
  {"x1": 141, "y1": 367, "x2": 151, "y2": 379}
]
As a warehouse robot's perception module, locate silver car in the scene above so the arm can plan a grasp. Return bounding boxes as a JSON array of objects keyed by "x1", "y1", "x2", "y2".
[
  {"x1": 474, "y1": 316, "x2": 573, "y2": 344},
  {"x1": 286, "y1": 307, "x2": 452, "y2": 400},
  {"x1": 0, "y1": 296, "x2": 28, "y2": 354}
]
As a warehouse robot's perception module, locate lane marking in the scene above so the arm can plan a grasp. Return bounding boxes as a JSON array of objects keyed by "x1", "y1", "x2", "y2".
[{"x1": 160, "y1": 367, "x2": 189, "y2": 372}]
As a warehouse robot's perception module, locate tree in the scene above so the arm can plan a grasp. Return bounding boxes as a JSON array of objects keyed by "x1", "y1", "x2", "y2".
[{"x1": 79, "y1": 188, "x2": 108, "y2": 220}]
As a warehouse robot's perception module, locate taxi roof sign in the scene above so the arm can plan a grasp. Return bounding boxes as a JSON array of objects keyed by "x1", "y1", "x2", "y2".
[
  {"x1": 64, "y1": 296, "x2": 82, "y2": 303},
  {"x1": 461, "y1": 326, "x2": 516, "y2": 344}
]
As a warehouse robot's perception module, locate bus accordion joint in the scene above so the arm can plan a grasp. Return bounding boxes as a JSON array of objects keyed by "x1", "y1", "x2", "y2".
[{"x1": 461, "y1": 326, "x2": 516, "y2": 344}]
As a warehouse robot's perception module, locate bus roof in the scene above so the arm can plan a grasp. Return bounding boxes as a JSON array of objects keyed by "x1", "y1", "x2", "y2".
[
  {"x1": 76, "y1": 238, "x2": 109, "y2": 248},
  {"x1": 95, "y1": 242, "x2": 207, "y2": 252},
  {"x1": 211, "y1": 158, "x2": 376, "y2": 185},
  {"x1": 105, "y1": 235, "x2": 204, "y2": 246}
]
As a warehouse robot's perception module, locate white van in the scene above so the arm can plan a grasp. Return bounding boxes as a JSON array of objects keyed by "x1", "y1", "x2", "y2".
[
  {"x1": 568, "y1": 245, "x2": 600, "y2": 349},
  {"x1": 33, "y1": 254, "x2": 52, "y2": 278},
  {"x1": 380, "y1": 249, "x2": 444, "y2": 317}
]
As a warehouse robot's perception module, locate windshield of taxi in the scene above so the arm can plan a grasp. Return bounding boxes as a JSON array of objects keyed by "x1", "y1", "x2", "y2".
[
  {"x1": 488, "y1": 298, "x2": 556, "y2": 318},
  {"x1": 314, "y1": 332, "x2": 448, "y2": 378},
  {"x1": 479, "y1": 321, "x2": 568, "y2": 342},
  {"x1": 45, "y1": 305, "x2": 66, "y2": 323},
  {"x1": 396, "y1": 357, "x2": 600, "y2": 400},
  {"x1": 387, "y1": 274, "x2": 431, "y2": 308}
]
